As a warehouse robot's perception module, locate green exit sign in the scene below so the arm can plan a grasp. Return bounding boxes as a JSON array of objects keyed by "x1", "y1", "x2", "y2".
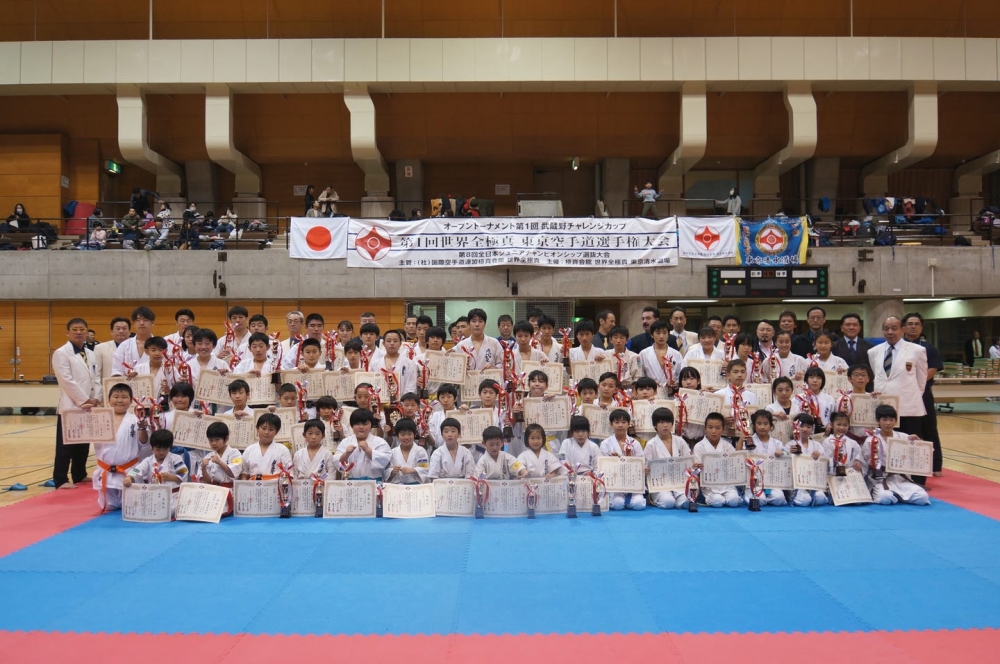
[{"x1": 105, "y1": 160, "x2": 122, "y2": 175}]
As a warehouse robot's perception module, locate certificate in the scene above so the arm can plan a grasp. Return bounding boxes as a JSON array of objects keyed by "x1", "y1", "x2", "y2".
[
  {"x1": 353, "y1": 372, "x2": 390, "y2": 404},
  {"x1": 175, "y1": 483, "x2": 230, "y2": 523},
  {"x1": 522, "y1": 361, "x2": 564, "y2": 394},
  {"x1": 647, "y1": 456, "x2": 693, "y2": 492},
  {"x1": 323, "y1": 371, "x2": 357, "y2": 402},
  {"x1": 462, "y1": 369, "x2": 502, "y2": 403},
  {"x1": 433, "y1": 478, "x2": 476, "y2": 517},
  {"x1": 886, "y1": 438, "x2": 933, "y2": 476},
  {"x1": 828, "y1": 468, "x2": 873, "y2": 505},
  {"x1": 771, "y1": 416, "x2": 794, "y2": 444},
  {"x1": 323, "y1": 480, "x2": 376, "y2": 518},
  {"x1": 580, "y1": 403, "x2": 614, "y2": 440},
  {"x1": 121, "y1": 484, "x2": 172, "y2": 523},
  {"x1": 290, "y1": 478, "x2": 318, "y2": 517},
  {"x1": 526, "y1": 477, "x2": 568, "y2": 514},
  {"x1": 103, "y1": 375, "x2": 156, "y2": 404},
  {"x1": 383, "y1": 483, "x2": 436, "y2": 518},
  {"x1": 280, "y1": 369, "x2": 327, "y2": 400},
  {"x1": 745, "y1": 383, "x2": 773, "y2": 408},
  {"x1": 597, "y1": 456, "x2": 646, "y2": 493},
  {"x1": 749, "y1": 454, "x2": 794, "y2": 491},
  {"x1": 484, "y1": 479, "x2": 529, "y2": 517},
  {"x1": 169, "y1": 410, "x2": 221, "y2": 451},
  {"x1": 272, "y1": 407, "x2": 299, "y2": 442},
  {"x1": 445, "y1": 408, "x2": 495, "y2": 446},
  {"x1": 523, "y1": 395, "x2": 572, "y2": 432},
  {"x1": 424, "y1": 350, "x2": 468, "y2": 385},
  {"x1": 233, "y1": 479, "x2": 281, "y2": 517},
  {"x1": 688, "y1": 359, "x2": 726, "y2": 390},
  {"x1": 633, "y1": 399, "x2": 676, "y2": 433},
  {"x1": 216, "y1": 413, "x2": 256, "y2": 450},
  {"x1": 792, "y1": 455, "x2": 830, "y2": 491},
  {"x1": 849, "y1": 394, "x2": 900, "y2": 428},
  {"x1": 62, "y1": 407, "x2": 115, "y2": 444},
  {"x1": 570, "y1": 359, "x2": 615, "y2": 384},
  {"x1": 229, "y1": 372, "x2": 276, "y2": 405},
  {"x1": 576, "y1": 474, "x2": 610, "y2": 512},
  {"x1": 700, "y1": 451, "x2": 749, "y2": 487},
  {"x1": 194, "y1": 370, "x2": 234, "y2": 406},
  {"x1": 822, "y1": 371, "x2": 851, "y2": 398},
  {"x1": 677, "y1": 388, "x2": 725, "y2": 425}
]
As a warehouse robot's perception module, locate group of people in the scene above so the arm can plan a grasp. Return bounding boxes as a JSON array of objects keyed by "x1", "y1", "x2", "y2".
[{"x1": 51, "y1": 303, "x2": 938, "y2": 515}]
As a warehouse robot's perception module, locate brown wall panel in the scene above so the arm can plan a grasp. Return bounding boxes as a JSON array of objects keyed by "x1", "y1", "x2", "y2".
[
  {"x1": 147, "y1": 95, "x2": 210, "y2": 163},
  {"x1": 259, "y1": 162, "x2": 365, "y2": 219},
  {"x1": 16, "y1": 301, "x2": 52, "y2": 380},
  {"x1": 425, "y1": 162, "x2": 535, "y2": 217},
  {"x1": 814, "y1": 91, "x2": 908, "y2": 167},
  {"x1": 0, "y1": 134, "x2": 63, "y2": 222},
  {"x1": 930, "y1": 92, "x2": 1000, "y2": 169},
  {"x1": 887, "y1": 169, "x2": 953, "y2": 207},
  {"x1": 703, "y1": 92, "x2": 788, "y2": 169},
  {"x1": 233, "y1": 94, "x2": 353, "y2": 164}
]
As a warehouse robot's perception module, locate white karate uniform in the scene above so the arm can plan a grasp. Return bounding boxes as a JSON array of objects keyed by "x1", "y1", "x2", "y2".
[
  {"x1": 513, "y1": 347, "x2": 549, "y2": 376},
  {"x1": 783, "y1": 437, "x2": 830, "y2": 506},
  {"x1": 111, "y1": 337, "x2": 148, "y2": 376},
  {"x1": 427, "y1": 444, "x2": 477, "y2": 479},
  {"x1": 797, "y1": 390, "x2": 836, "y2": 428},
  {"x1": 241, "y1": 441, "x2": 293, "y2": 477},
  {"x1": 747, "y1": 434, "x2": 788, "y2": 506},
  {"x1": 335, "y1": 434, "x2": 392, "y2": 479},
  {"x1": 385, "y1": 445, "x2": 430, "y2": 484},
  {"x1": 859, "y1": 430, "x2": 930, "y2": 506},
  {"x1": 368, "y1": 353, "x2": 418, "y2": 398},
  {"x1": 93, "y1": 413, "x2": 148, "y2": 510},
  {"x1": 813, "y1": 354, "x2": 849, "y2": 373},
  {"x1": 473, "y1": 450, "x2": 526, "y2": 479},
  {"x1": 517, "y1": 449, "x2": 564, "y2": 478},
  {"x1": 569, "y1": 345, "x2": 606, "y2": 363},
  {"x1": 684, "y1": 344, "x2": 725, "y2": 362},
  {"x1": 598, "y1": 435, "x2": 646, "y2": 510},
  {"x1": 292, "y1": 447, "x2": 337, "y2": 480},
  {"x1": 766, "y1": 400, "x2": 802, "y2": 420},
  {"x1": 133, "y1": 361, "x2": 169, "y2": 398},
  {"x1": 232, "y1": 354, "x2": 281, "y2": 375},
  {"x1": 644, "y1": 434, "x2": 692, "y2": 509},
  {"x1": 455, "y1": 336, "x2": 504, "y2": 370},
  {"x1": 186, "y1": 355, "x2": 230, "y2": 395},
  {"x1": 692, "y1": 437, "x2": 741, "y2": 507},
  {"x1": 196, "y1": 446, "x2": 242, "y2": 484},
  {"x1": 639, "y1": 346, "x2": 685, "y2": 390},
  {"x1": 537, "y1": 341, "x2": 562, "y2": 364},
  {"x1": 822, "y1": 434, "x2": 863, "y2": 476},
  {"x1": 427, "y1": 410, "x2": 449, "y2": 449},
  {"x1": 775, "y1": 352, "x2": 808, "y2": 379},
  {"x1": 558, "y1": 438, "x2": 601, "y2": 472},
  {"x1": 128, "y1": 453, "x2": 188, "y2": 513},
  {"x1": 214, "y1": 330, "x2": 251, "y2": 360},
  {"x1": 413, "y1": 351, "x2": 443, "y2": 400},
  {"x1": 715, "y1": 385, "x2": 760, "y2": 409},
  {"x1": 609, "y1": 349, "x2": 642, "y2": 389}
]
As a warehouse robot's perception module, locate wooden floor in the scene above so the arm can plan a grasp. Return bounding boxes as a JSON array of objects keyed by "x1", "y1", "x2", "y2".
[{"x1": 1, "y1": 406, "x2": 998, "y2": 507}]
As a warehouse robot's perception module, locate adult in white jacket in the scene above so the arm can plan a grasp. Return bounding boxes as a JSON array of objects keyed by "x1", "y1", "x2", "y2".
[
  {"x1": 52, "y1": 318, "x2": 103, "y2": 488},
  {"x1": 867, "y1": 316, "x2": 928, "y2": 438}
]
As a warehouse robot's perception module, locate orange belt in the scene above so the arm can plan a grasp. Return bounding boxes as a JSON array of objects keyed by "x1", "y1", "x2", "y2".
[
  {"x1": 97, "y1": 457, "x2": 139, "y2": 513},
  {"x1": 257, "y1": 473, "x2": 280, "y2": 481}
]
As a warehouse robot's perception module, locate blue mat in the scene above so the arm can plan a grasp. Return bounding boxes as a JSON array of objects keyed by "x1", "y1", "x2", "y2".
[{"x1": 2, "y1": 502, "x2": 1000, "y2": 636}]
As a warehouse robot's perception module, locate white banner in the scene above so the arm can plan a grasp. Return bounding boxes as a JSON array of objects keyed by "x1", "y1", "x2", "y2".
[
  {"x1": 289, "y1": 217, "x2": 348, "y2": 260},
  {"x1": 346, "y1": 217, "x2": 678, "y2": 268},
  {"x1": 678, "y1": 216, "x2": 736, "y2": 259}
]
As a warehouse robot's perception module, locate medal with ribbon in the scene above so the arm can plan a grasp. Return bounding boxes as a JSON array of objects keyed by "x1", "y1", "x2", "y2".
[{"x1": 339, "y1": 461, "x2": 356, "y2": 480}]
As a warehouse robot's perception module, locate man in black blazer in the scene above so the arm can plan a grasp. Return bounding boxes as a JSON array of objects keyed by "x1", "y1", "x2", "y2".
[
  {"x1": 791, "y1": 306, "x2": 839, "y2": 357},
  {"x1": 965, "y1": 331, "x2": 985, "y2": 366},
  {"x1": 832, "y1": 312, "x2": 873, "y2": 370}
]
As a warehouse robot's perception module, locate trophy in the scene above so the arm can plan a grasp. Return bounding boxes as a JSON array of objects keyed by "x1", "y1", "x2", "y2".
[
  {"x1": 269, "y1": 332, "x2": 283, "y2": 385},
  {"x1": 684, "y1": 466, "x2": 701, "y2": 512},
  {"x1": 152, "y1": 461, "x2": 162, "y2": 485},
  {"x1": 563, "y1": 461, "x2": 580, "y2": 518},
  {"x1": 384, "y1": 405, "x2": 402, "y2": 438},
  {"x1": 324, "y1": 331, "x2": 339, "y2": 371},
  {"x1": 615, "y1": 389, "x2": 636, "y2": 437},
  {"x1": 375, "y1": 479, "x2": 384, "y2": 518},
  {"x1": 833, "y1": 435, "x2": 847, "y2": 476},
  {"x1": 470, "y1": 473, "x2": 489, "y2": 519},
  {"x1": 331, "y1": 408, "x2": 343, "y2": 442},
  {"x1": 745, "y1": 457, "x2": 764, "y2": 512},
  {"x1": 867, "y1": 430, "x2": 885, "y2": 481},
  {"x1": 790, "y1": 421, "x2": 803, "y2": 455},
  {"x1": 559, "y1": 327, "x2": 573, "y2": 370},
  {"x1": 500, "y1": 385, "x2": 514, "y2": 443},
  {"x1": 381, "y1": 367, "x2": 399, "y2": 405},
  {"x1": 587, "y1": 471, "x2": 606, "y2": 517},
  {"x1": 417, "y1": 358, "x2": 429, "y2": 400},
  {"x1": 525, "y1": 482, "x2": 537, "y2": 519},
  {"x1": 277, "y1": 463, "x2": 293, "y2": 518},
  {"x1": 312, "y1": 473, "x2": 325, "y2": 517}
]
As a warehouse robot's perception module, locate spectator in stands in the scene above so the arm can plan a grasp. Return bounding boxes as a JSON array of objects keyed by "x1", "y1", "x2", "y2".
[
  {"x1": 306, "y1": 200, "x2": 322, "y2": 217},
  {"x1": 140, "y1": 212, "x2": 158, "y2": 240},
  {"x1": 991, "y1": 337, "x2": 1000, "y2": 360},
  {"x1": 176, "y1": 218, "x2": 200, "y2": 250},
  {"x1": 203, "y1": 211, "x2": 217, "y2": 236},
  {"x1": 716, "y1": 187, "x2": 742, "y2": 215},
  {"x1": 120, "y1": 207, "x2": 142, "y2": 245},
  {"x1": 156, "y1": 202, "x2": 173, "y2": 229},
  {"x1": 144, "y1": 219, "x2": 170, "y2": 250},
  {"x1": 303, "y1": 185, "x2": 316, "y2": 215},
  {"x1": 965, "y1": 331, "x2": 985, "y2": 367},
  {"x1": 129, "y1": 187, "x2": 159, "y2": 217},
  {"x1": 79, "y1": 221, "x2": 106, "y2": 250},
  {"x1": 216, "y1": 205, "x2": 238, "y2": 236},
  {"x1": 5, "y1": 203, "x2": 29, "y2": 228},
  {"x1": 318, "y1": 185, "x2": 339, "y2": 216},
  {"x1": 411, "y1": 208, "x2": 423, "y2": 220},
  {"x1": 183, "y1": 202, "x2": 202, "y2": 224},
  {"x1": 389, "y1": 209, "x2": 405, "y2": 221},
  {"x1": 634, "y1": 181, "x2": 661, "y2": 219}
]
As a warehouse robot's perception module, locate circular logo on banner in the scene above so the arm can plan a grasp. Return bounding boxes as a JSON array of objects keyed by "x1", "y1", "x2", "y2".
[
  {"x1": 754, "y1": 223, "x2": 788, "y2": 255},
  {"x1": 694, "y1": 225, "x2": 721, "y2": 250},
  {"x1": 355, "y1": 225, "x2": 392, "y2": 261},
  {"x1": 305, "y1": 226, "x2": 332, "y2": 251}
]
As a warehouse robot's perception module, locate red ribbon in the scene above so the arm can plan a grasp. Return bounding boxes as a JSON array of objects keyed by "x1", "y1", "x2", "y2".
[
  {"x1": 324, "y1": 331, "x2": 339, "y2": 365},
  {"x1": 469, "y1": 474, "x2": 490, "y2": 507},
  {"x1": 269, "y1": 332, "x2": 283, "y2": 371},
  {"x1": 622, "y1": 437, "x2": 637, "y2": 457},
  {"x1": 866, "y1": 429, "x2": 880, "y2": 471},
  {"x1": 224, "y1": 320, "x2": 235, "y2": 354},
  {"x1": 459, "y1": 345, "x2": 475, "y2": 370},
  {"x1": 368, "y1": 386, "x2": 382, "y2": 417},
  {"x1": 563, "y1": 385, "x2": 579, "y2": 412},
  {"x1": 529, "y1": 331, "x2": 541, "y2": 349},
  {"x1": 311, "y1": 472, "x2": 326, "y2": 505},
  {"x1": 585, "y1": 470, "x2": 607, "y2": 504},
  {"x1": 380, "y1": 367, "x2": 399, "y2": 402},
  {"x1": 613, "y1": 389, "x2": 633, "y2": 416},
  {"x1": 405, "y1": 341, "x2": 416, "y2": 360},
  {"x1": 293, "y1": 334, "x2": 306, "y2": 367},
  {"x1": 340, "y1": 461, "x2": 356, "y2": 478},
  {"x1": 723, "y1": 333, "x2": 736, "y2": 362},
  {"x1": 768, "y1": 348, "x2": 780, "y2": 381},
  {"x1": 807, "y1": 353, "x2": 820, "y2": 368},
  {"x1": 496, "y1": 384, "x2": 510, "y2": 425},
  {"x1": 417, "y1": 399, "x2": 434, "y2": 437},
  {"x1": 122, "y1": 361, "x2": 134, "y2": 375},
  {"x1": 833, "y1": 435, "x2": 847, "y2": 467},
  {"x1": 675, "y1": 392, "x2": 688, "y2": 436},
  {"x1": 152, "y1": 461, "x2": 162, "y2": 485},
  {"x1": 558, "y1": 328, "x2": 573, "y2": 360},
  {"x1": 228, "y1": 350, "x2": 242, "y2": 371},
  {"x1": 732, "y1": 389, "x2": 752, "y2": 437},
  {"x1": 294, "y1": 381, "x2": 308, "y2": 422},
  {"x1": 795, "y1": 392, "x2": 820, "y2": 420},
  {"x1": 662, "y1": 352, "x2": 674, "y2": 388},
  {"x1": 502, "y1": 343, "x2": 516, "y2": 385},
  {"x1": 416, "y1": 358, "x2": 429, "y2": 390},
  {"x1": 684, "y1": 466, "x2": 701, "y2": 501},
  {"x1": 614, "y1": 352, "x2": 626, "y2": 383},
  {"x1": 360, "y1": 346, "x2": 372, "y2": 371},
  {"x1": 745, "y1": 457, "x2": 764, "y2": 499},
  {"x1": 836, "y1": 390, "x2": 854, "y2": 417}
]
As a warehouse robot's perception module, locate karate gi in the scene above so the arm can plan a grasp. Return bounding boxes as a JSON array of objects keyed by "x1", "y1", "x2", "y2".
[
  {"x1": 427, "y1": 444, "x2": 477, "y2": 479},
  {"x1": 241, "y1": 441, "x2": 293, "y2": 478},
  {"x1": 747, "y1": 434, "x2": 788, "y2": 506},
  {"x1": 692, "y1": 437, "x2": 741, "y2": 507},
  {"x1": 93, "y1": 413, "x2": 148, "y2": 510},
  {"x1": 813, "y1": 354, "x2": 848, "y2": 373},
  {"x1": 598, "y1": 435, "x2": 647, "y2": 510},
  {"x1": 292, "y1": 446, "x2": 337, "y2": 480},
  {"x1": 474, "y1": 450, "x2": 526, "y2": 479},
  {"x1": 111, "y1": 337, "x2": 148, "y2": 376},
  {"x1": 557, "y1": 438, "x2": 601, "y2": 472},
  {"x1": 783, "y1": 437, "x2": 830, "y2": 506},
  {"x1": 368, "y1": 353, "x2": 418, "y2": 399},
  {"x1": 517, "y1": 449, "x2": 564, "y2": 478},
  {"x1": 127, "y1": 452, "x2": 188, "y2": 514},
  {"x1": 569, "y1": 345, "x2": 606, "y2": 363},
  {"x1": 859, "y1": 430, "x2": 930, "y2": 505},
  {"x1": 455, "y1": 336, "x2": 504, "y2": 370},
  {"x1": 513, "y1": 347, "x2": 549, "y2": 376},
  {"x1": 385, "y1": 445, "x2": 430, "y2": 484},
  {"x1": 335, "y1": 435, "x2": 392, "y2": 480},
  {"x1": 639, "y1": 346, "x2": 685, "y2": 391},
  {"x1": 774, "y1": 352, "x2": 808, "y2": 380},
  {"x1": 609, "y1": 349, "x2": 643, "y2": 389},
  {"x1": 822, "y1": 434, "x2": 863, "y2": 476},
  {"x1": 797, "y1": 390, "x2": 836, "y2": 429},
  {"x1": 643, "y1": 434, "x2": 692, "y2": 509},
  {"x1": 196, "y1": 446, "x2": 243, "y2": 485},
  {"x1": 684, "y1": 344, "x2": 725, "y2": 362}
]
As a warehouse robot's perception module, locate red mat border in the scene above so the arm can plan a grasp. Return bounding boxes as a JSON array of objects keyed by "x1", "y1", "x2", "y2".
[{"x1": 1, "y1": 628, "x2": 998, "y2": 663}]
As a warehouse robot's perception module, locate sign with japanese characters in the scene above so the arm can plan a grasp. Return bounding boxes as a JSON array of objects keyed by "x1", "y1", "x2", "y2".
[{"x1": 345, "y1": 217, "x2": 679, "y2": 268}]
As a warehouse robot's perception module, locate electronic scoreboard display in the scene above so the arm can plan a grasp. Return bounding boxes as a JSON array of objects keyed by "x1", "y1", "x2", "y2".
[{"x1": 707, "y1": 266, "x2": 829, "y2": 298}]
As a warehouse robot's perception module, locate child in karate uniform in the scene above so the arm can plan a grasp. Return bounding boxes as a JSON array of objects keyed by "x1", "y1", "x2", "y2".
[
  {"x1": 197, "y1": 422, "x2": 242, "y2": 490},
  {"x1": 474, "y1": 426, "x2": 528, "y2": 479},
  {"x1": 798, "y1": 366, "x2": 836, "y2": 432},
  {"x1": 559, "y1": 416, "x2": 601, "y2": 472},
  {"x1": 427, "y1": 384, "x2": 460, "y2": 449},
  {"x1": 240, "y1": 413, "x2": 293, "y2": 479},
  {"x1": 745, "y1": 409, "x2": 788, "y2": 506},
  {"x1": 518, "y1": 423, "x2": 564, "y2": 478},
  {"x1": 785, "y1": 413, "x2": 828, "y2": 507},
  {"x1": 607, "y1": 326, "x2": 642, "y2": 390},
  {"x1": 94, "y1": 383, "x2": 150, "y2": 511},
  {"x1": 335, "y1": 409, "x2": 392, "y2": 480},
  {"x1": 385, "y1": 418, "x2": 429, "y2": 484},
  {"x1": 427, "y1": 417, "x2": 477, "y2": 479},
  {"x1": 598, "y1": 409, "x2": 646, "y2": 511},
  {"x1": 691, "y1": 412, "x2": 741, "y2": 508},
  {"x1": 293, "y1": 419, "x2": 337, "y2": 480},
  {"x1": 643, "y1": 407, "x2": 693, "y2": 509},
  {"x1": 676, "y1": 367, "x2": 705, "y2": 446},
  {"x1": 568, "y1": 319, "x2": 606, "y2": 363},
  {"x1": 639, "y1": 319, "x2": 684, "y2": 397},
  {"x1": 823, "y1": 411, "x2": 863, "y2": 480},
  {"x1": 860, "y1": 405, "x2": 930, "y2": 506},
  {"x1": 124, "y1": 429, "x2": 188, "y2": 516}
]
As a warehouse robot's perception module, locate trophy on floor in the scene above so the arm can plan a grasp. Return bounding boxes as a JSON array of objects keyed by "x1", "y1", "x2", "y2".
[
  {"x1": 684, "y1": 466, "x2": 701, "y2": 513},
  {"x1": 470, "y1": 473, "x2": 489, "y2": 519},
  {"x1": 745, "y1": 457, "x2": 764, "y2": 512},
  {"x1": 586, "y1": 471, "x2": 606, "y2": 517},
  {"x1": 564, "y1": 461, "x2": 580, "y2": 518},
  {"x1": 312, "y1": 473, "x2": 326, "y2": 518},
  {"x1": 832, "y1": 435, "x2": 848, "y2": 477},
  {"x1": 277, "y1": 462, "x2": 293, "y2": 518},
  {"x1": 525, "y1": 482, "x2": 537, "y2": 519},
  {"x1": 375, "y1": 479, "x2": 384, "y2": 518}
]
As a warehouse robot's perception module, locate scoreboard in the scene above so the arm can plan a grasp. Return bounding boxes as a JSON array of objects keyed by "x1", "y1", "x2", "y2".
[{"x1": 707, "y1": 266, "x2": 829, "y2": 298}]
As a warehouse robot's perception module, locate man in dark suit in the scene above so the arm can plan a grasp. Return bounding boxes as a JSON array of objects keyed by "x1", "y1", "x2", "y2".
[
  {"x1": 791, "y1": 306, "x2": 838, "y2": 357},
  {"x1": 832, "y1": 312, "x2": 873, "y2": 370},
  {"x1": 626, "y1": 306, "x2": 678, "y2": 353},
  {"x1": 965, "y1": 331, "x2": 985, "y2": 366}
]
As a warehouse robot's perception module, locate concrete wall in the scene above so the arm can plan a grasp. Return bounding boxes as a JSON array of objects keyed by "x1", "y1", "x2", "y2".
[{"x1": 2, "y1": 246, "x2": 994, "y2": 301}]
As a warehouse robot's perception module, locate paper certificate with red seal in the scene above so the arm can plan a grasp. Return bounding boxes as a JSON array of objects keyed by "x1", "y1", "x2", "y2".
[
  {"x1": 597, "y1": 456, "x2": 646, "y2": 493},
  {"x1": 423, "y1": 350, "x2": 468, "y2": 385},
  {"x1": 63, "y1": 407, "x2": 116, "y2": 444},
  {"x1": 791, "y1": 455, "x2": 829, "y2": 490},
  {"x1": 576, "y1": 474, "x2": 610, "y2": 512},
  {"x1": 383, "y1": 483, "x2": 436, "y2": 518},
  {"x1": 323, "y1": 371, "x2": 357, "y2": 402},
  {"x1": 433, "y1": 478, "x2": 476, "y2": 517},
  {"x1": 288, "y1": 479, "x2": 317, "y2": 516},
  {"x1": 353, "y1": 372, "x2": 391, "y2": 404},
  {"x1": 233, "y1": 479, "x2": 282, "y2": 517},
  {"x1": 849, "y1": 394, "x2": 899, "y2": 428},
  {"x1": 216, "y1": 413, "x2": 256, "y2": 450},
  {"x1": 581, "y1": 403, "x2": 614, "y2": 440},
  {"x1": 633, "y1": 399, "x2": 677, "y2": 433},
  {"x1": 822, "y1": 371, "x2": 851, "y2": 398},
  {"x1": 103, "y1": 375, "x2": 156, "y2": 405},
  {"x1": 323, "y1": 480, "x2": 377, "y2": 518},
  {"x1": 828, "y1": 468, "x2": 873, "y2": 505},
  {"x1": 646, "y1": 457, "x2": 693, "y2": 492},
  {"x1": 462, "y1": 369, "x2": 502, "y2": 403},
  {"x1": 280, "y1": 369, "x2": 327, "y2": 401},
  {"x1": 744, "y1": 383, "x2": 773, "y2": 408},
  {"x1": 748, "y1": 453, "x2": 794, "y2": 490},
  {"x1": 228, "y1": 372, "x2": 277, "y2": 405},
  {"x1": 272, "y1": 407, "x2": 299, "y2": 443},
  {"x1": 484, "y1": 479, "x2": 529, "y2": 517},
  {"x1": 194, "y1": 370, "x2": 234, "y2": 405},
  {"x1": 570, "y1": 359, "x2": 615, "y2": 384},
  {"x1": 525, "y1": 477, "x2": 569, "y2": 514},
  {"x1": 887, "y1": 438, "x2": 933, "y2": 476},
  {"x1": 687, "y1": 359, "x2": 726, "y2": 390},
  {"x1": 677, "y1": 388, "x2": 725, "y2": 425},
  {"x1": 122, "y1": 484, "x2": 172, "y2": 523},
  {"x1": 170, "y1": 410, "x2": 222, "y2": 451},
  {"x1": 176, "y1": 483, "x2": 230, "y2": 523},
  {"x1": 521, "y1": 361, "x2": 565, "y2": 394},
  {"x1": 523, "y1": 395, "x2": 572, "y2": 432},
  {"x1": 700, "y1": 451, "x2": 749, "y2": 487},
  {"x1": 444, "y1": 408, "x2": 496, "y2": 446}
]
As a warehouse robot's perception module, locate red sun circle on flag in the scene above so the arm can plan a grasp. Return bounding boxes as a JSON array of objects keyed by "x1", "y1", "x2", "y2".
[
  {"x1": 305, "y1": 226, "x2": 332, "y2": 251},
  {"x1": 355, "y1": 225, "x2": 392, "y2": 261},
  {"x1": 755, "y1": 224, "x2": 788, "y2": 254},
  {"x1": 694, "y1": 225, "x2": 721, "y2": 250}
]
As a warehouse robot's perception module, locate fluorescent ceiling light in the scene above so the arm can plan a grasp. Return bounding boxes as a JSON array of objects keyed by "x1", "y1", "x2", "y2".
[
  {"x1": 666, "y1": 299, "x2": 719, "y2": 304},
  {"x1": 781, "y1": 298, "x2": 835, "y2": 303},
  {"x1": 902, "y1": 298, "x2": 949, "y2": 302}
]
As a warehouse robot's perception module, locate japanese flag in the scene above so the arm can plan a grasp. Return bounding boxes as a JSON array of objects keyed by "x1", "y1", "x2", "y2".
[{"x1": 289, "y1": 217, "x2": 348, "y2": 260}]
